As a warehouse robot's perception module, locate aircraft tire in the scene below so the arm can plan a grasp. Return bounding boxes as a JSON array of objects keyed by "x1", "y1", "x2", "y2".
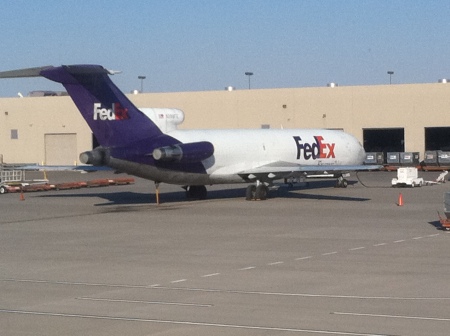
[
  {"x1": 187, "y1": 185, "x2": 207, "y2": 200},
  {"x1": 255, "y1": 184, "x2": 268, "y2": 200},
  {"x1": 335, "y1": 178, "x2": 348, "y2": 188},
  {"x1": 0, "y1": 186, "x2": 7, "y2": 194},
  {"x1": 245, "y1": 185, "x2": 256, "y2": 200}
]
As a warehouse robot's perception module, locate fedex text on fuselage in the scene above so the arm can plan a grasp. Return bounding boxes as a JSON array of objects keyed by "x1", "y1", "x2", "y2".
[{"x1": 293, "y1": 135, "x2": 336, "y2": 160}]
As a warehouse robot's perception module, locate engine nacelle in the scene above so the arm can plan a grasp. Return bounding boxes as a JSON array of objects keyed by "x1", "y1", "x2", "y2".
[
  {"x1": 79, "y1": 147, "x2": 110, "y2": 166},
  {"x1": 139, "y1": 108, "x2": 185, "y2": 133},
  {"x1": 152, "y1": 141, "x2": 214, "y2": 163}
]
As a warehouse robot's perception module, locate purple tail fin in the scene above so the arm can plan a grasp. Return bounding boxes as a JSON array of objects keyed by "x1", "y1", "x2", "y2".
[{"x1": 39, "y1": 65, "x2": 164, "y2": 147}]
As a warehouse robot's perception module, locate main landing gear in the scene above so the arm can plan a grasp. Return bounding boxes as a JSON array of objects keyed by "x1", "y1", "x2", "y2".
[
  {"x1": 335, "y1": 176, "x2": 348, "y2": 188},
  {"x1": 185, "y1": 185, "x2": 207, "y2": 200},
  {"x1": 154, "y1": 183, "x2": 208, "y2": 204},
  {"x1": 246, "y1": 183, "x2": 269, "y2": 201}
]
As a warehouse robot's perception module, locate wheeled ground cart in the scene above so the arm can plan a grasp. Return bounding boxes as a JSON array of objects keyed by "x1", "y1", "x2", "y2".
[{"x1": 438, "y1": 192, "x2": 450, "y2": 230}]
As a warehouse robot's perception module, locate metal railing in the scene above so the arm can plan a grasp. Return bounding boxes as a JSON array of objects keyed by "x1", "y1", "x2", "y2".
[{"x1": 0, "y1": 170, "x2": 23, "y2": 183}]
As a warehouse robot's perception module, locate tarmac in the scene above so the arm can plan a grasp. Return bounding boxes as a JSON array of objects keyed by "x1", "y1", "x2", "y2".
[{"x1": 1, "y1": 170, "x2": 450, "y2": 336}]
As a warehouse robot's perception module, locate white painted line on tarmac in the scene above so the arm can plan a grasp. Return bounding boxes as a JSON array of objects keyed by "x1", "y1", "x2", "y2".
[
  {"x1": 239, "y1": 266, "x2": 255, "y2": 271},
  {"x1": 427, "y1": 233, "x2": 440, "y2": 237},
  {"x1": 0, "y1": 309, "x2": 392, "y2": 335},
  {"x1": 268, "y1": 261, "x2": 284, "y2": 266},
  {"x1": 393, "y1": 239, "x2": 405, "y2": 243},
  {"x1": 412, "y1": 236, "x2": 423, "y2": 240},
  {"x1": 373, "y1": 243, "x2": 386, "y2": 247},
  {"x1": 201, "y1": 273, "x2": 220, "y2": 278},
  {"x1": 77, "y1": 297, "x2": 213, "y2": 307},
  {"x1": 1, "y1": 278, "x2": 150, "y2": 289},
  {"x1": 295, "y1": 256, "x2": 312, "y2": 260},
  {"x1": 322, "y1": 251, "x2": 338, "y2": 256},
  {"x1": 349, "y1": 247, "x2": 365, "y2": 251},
  {"x1": 171, "y1": 279, "x2": 187, "y2": 284},
  {"x1": 5, "y1": 278, "x2": 449, "y2": 302},
  {"x1": 333, "y1": 311, "x2": 450, "y2": 322},
  {"x1": 161, "y1": 286, "x2": 450, "y2": 300}
]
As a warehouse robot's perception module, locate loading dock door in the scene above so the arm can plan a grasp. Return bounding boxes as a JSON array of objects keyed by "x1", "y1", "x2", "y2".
[
  {"x1": 363, "y1": 128, "x2": 404, "y2": 153},
  {"x1": 45, "y1": 133, "x2": 77, "y2": 165},
  {"x1": 425, "y1": 127, "x2": 450, "y2": 150}
]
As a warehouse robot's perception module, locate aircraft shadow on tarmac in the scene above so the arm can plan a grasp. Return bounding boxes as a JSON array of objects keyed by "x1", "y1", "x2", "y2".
[
  {"x1": 36, "y1": 179, "x2": 370, "y2": 206},
  {"x1": 280, "y1": 179, "x2": 369, "y2": 202}
]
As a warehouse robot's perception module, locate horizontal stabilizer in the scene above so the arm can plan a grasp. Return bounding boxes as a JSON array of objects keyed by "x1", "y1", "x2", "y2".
[
  {"x1": 0, "y1": 66, "x2": 53, "y2": 78},
  {"x1": 0, "y1": 65, "x2": 119, "y2": 79}
]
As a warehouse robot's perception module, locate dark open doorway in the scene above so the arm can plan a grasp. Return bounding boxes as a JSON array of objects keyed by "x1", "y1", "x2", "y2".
[
  {"x1": 425, "y1": 127, "x2": 450, "y2": 151},
  {"x1": 363, "y1": 128, "x2": 405, "y2": 153}
]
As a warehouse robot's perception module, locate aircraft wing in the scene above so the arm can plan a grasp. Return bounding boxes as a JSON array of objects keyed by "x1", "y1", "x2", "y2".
[
  {"x1": 17, "y1": 164, "x2": 112, "y2": 172},
  {"x1": 238, "y1": 162, "x2": 382, "y2": 181}
]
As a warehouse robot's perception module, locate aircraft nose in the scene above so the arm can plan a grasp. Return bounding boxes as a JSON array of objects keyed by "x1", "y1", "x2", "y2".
[{"x1": 356, "y1": 141, "x2": 366, "y2": 164}]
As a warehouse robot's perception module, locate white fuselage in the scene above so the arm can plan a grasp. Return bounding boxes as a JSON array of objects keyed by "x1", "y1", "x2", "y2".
[{"x1": 109, "y1": 128, "x2": 366, "y2": 185}]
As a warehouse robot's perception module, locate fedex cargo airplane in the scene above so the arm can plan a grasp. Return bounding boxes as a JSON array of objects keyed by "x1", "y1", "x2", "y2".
[{"x1": 0, "y1": 65, "x2": 380, "y2": 200}]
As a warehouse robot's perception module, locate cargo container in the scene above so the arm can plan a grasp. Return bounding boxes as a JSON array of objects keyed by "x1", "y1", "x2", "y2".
[
  {"x1": 386, "y1": 152, "x2": 400, "y2": 165},
  {"x1": 400, "y1": 152, "x2": 420, "y2": 166},
  {"x1": 424, "y1": 151, "x2": 438, "y2": 166},
  {"x1": 438, "y1": 151, "x2": 450, "y2": 166},
  {"x1": 364, "y1": 152, "x2": 384, "y2": 165}
]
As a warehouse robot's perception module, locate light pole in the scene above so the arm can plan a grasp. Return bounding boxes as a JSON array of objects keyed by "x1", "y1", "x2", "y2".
[
  {"x1": 387, "y1": 71, "x2": 394, "y2": 84},
  {"x1": 245, "y1": 72, "x2": 253, "y2": 89},
  {"x1": 138, "y1": 75, "x2": 146, "y2": 92}
]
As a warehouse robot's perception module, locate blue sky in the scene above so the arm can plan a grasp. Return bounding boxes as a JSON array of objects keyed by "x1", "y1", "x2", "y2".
[{"x1": 1, "y1": 1, "x2": 449, "y2": 96}]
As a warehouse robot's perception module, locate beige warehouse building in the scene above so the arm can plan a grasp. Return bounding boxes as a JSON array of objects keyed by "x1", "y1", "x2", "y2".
[{"x1": 1, "y1": 82, "x2": 450, "y2": 165}]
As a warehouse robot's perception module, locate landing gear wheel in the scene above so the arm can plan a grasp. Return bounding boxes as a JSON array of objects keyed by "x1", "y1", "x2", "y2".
[
  {"x1": 335, "y1": 178, "x2": 348, "y2": 188},
  {"x1": 186, "y1": 185, "x2": 207, "y2": 200},
  {"x1": 0, "y1": 186, "x2": 7, "y2": 194},
  {"x1": 246, "y1": 184, "x2": 268, "y2": 200},
  {"x1": 255, "y1": 184, "x2": 268, "y2": 200},
  {"x1": 245, "y1": 185, "x2": 256, "y2": 201}
]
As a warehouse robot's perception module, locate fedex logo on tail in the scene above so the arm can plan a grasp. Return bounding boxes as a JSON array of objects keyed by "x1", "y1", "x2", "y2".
[
  {"x1": 293, "y1": 136, "x2": 335, "y2": 160},
  {"x1": 93, "y1": 103, "x2": 129, "y2": 121}
]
